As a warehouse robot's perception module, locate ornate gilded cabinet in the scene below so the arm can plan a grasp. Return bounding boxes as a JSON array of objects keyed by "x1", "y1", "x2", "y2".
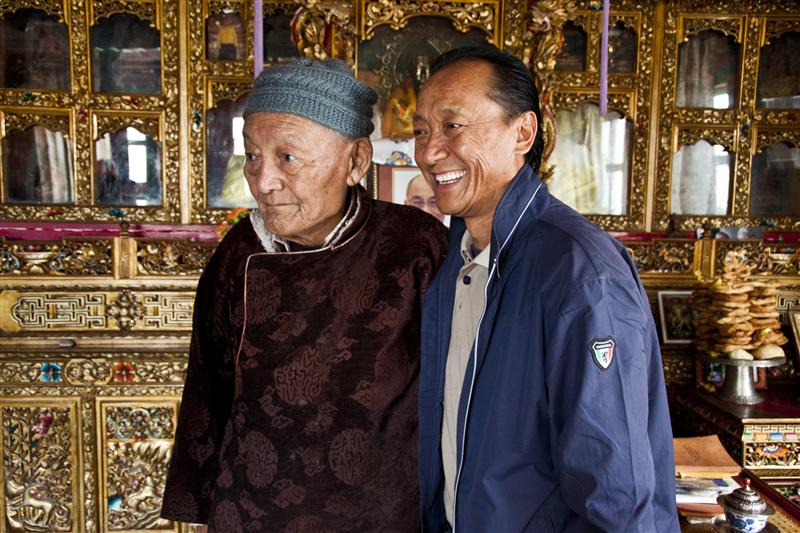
[{"x1": 0, "y1": 0, "x2": 798, "y2": 531}]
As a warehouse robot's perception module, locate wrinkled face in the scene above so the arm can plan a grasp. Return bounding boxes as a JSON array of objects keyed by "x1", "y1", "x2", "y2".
[
  {"x1": 405, "y1": 175, "x2": 444, "y2": 221},
  {"x1": 243, "y1": 113, "x2": 361, "y2": 246},
  {"x1": 413, "y1": 60, "x2": 528, "y2": 225}
]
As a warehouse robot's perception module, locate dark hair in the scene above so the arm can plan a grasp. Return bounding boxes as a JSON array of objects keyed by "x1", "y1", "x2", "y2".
[{"x1": 430, "y1": 45, "x2": 544, "y2": 173}]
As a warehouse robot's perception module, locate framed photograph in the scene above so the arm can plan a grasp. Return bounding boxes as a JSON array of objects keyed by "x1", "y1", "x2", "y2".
[
  {"x1": 657, "y1": 290, "x2": 694, "y2": 344},
  {"x1": 374, "y1": 164, "x2": 447, "y2": 225}
]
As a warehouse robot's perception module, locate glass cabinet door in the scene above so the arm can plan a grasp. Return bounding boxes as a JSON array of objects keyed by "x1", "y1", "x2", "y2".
[
  {"x1": 676, "y1": 30, "x2": 739, "y2": 109},
  {"x1": 549, "y1": 103, "x2": 631, "y2": 215},
  {"x1": 205, "y1": 94, "x2": 255, "y2": 209},
  {"x1": 3, "y1": 125, "x2": 74, "y2": 204},
  {"x1": 670, "y1": 140, "x2": 731, "y2": 216},
  {"x1": 91, "y1": 14, "x2": 161, "y2": 94},
  {"x1": 757, "y1": 31, "x2": 800, "y2": 109},
  {"x1": 94, "y1": 128, "x2": 162, "y2": 207},
  {"x1": 750, "y1": 142, "x2": 800, "y2": 216},
  {"x1": 0, "y1": 8, "x2": 70, "y2": 91}
]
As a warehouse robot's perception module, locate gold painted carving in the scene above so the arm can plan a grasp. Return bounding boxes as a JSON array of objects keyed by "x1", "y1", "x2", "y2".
[
  {"x1": 745, "y1": 442, "x2": 800, "y2": 468},
  {"x1": 363, "y1": 0, "x2": 496, "y2": 39},
  {"x1": 2, "y1": 111, "x2": 70, "y2": 136},
  {"x1": 0, "y1": 0, "x2": 63, "y2": 20},
  {"x1": 502, "y1": 0, "x2": 527, "y2": 57},
  {"x1": 93, "y1": 114, "x2": 161, "y2": 142},
  {"x1": 141, "y1": 293, "x2": 194, "y2": 328},
  {"x1": 522, "y1": 0, "x2": 578, "y2": 184},
  {"x1": 293, "y1": 1, "x2": 356, "y2": 64},
  {"x1": 754, "y1": 129, "x2": 800, "y2": 152},
  {"x1": 0, "y1": 357, "x2": 187, "y2": 385},
  {"x1": 551, "y1": 91, "x2": 633, "y2": 117},
  {"x1": 625, "y1": 239, "x2": 696, "y2": 274},
  {"x1": 2, "y1": 405, "x2": 75, "y2": 531},
  {"x1": 92, "y1": 0, "x2": 157, "y2": 27},
  {"x1": 208, "y1": 79, "x2": 253, "y2": 109},
  {"x1": 0, "y1": 239, "x2": 114, "y2": 276},
  {"x1": 0, "y1": 290, "x2": 195, "y2": 332},
  {"x1": 676, "y1": 128, "x2": 735, "y2": 152},
  {"x1": 715, "y1": 241, "x2": 800, "y2": 277},
  {"x1": 682, "y1": 17, "x2": 742, "y2": 42},
  {"x1": 103, "y1": 404, "x2": 175, "y2": 530},
  {"x1": 136, "y1": 240, "x2": 216, "y2": 276},
  {"x1": 208, "y1": 0, "x2": 245, "y2": 17},
  {"x1": 105, "y1": 289, "x2": 145, "y2": 331},
  {"x1": 764, "y1": 18, "x2": 800, "y2": 44},
  {"x1": 614, "y1": 14, "x2": 640, "y2": 33}
]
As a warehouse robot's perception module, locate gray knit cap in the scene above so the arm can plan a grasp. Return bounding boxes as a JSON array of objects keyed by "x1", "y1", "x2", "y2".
[{"x1": 243, "y1": 58, "x2": 377, "y2": 139}]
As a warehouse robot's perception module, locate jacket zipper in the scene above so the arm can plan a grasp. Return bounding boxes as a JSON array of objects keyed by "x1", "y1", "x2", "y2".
[{"x1": 450, "y1": 182, "x2": 542, "y2": 532}]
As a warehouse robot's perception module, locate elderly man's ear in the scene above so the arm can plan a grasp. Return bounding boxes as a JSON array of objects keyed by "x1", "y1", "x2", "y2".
[
  {"x1": 345, "y1": 138, "x2": 374, "y2": 187},
  {"x1": 514, "y1": 111, "x2": 538, "y2": 158}
]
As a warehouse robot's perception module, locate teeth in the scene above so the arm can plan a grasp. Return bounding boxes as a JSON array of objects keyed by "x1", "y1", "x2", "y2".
[{"x1": 435, "y1": 170, "x2": 465, "y2": 184}]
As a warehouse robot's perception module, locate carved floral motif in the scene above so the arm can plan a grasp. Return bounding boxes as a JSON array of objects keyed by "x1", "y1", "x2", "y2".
[
  {"x1": 136, "y1": 240, "x2": 216, "y2": 276},
  {"x1": 105, "y1": 290, "x2": 145, "y2": 330},
  {"x1": 0, "y1": 0, "x2": 63, "y2": 20},
  {"x1": 626, "y1": 239, "x2": 696, "y2": 274},
  {"x1": 363, "y1": 0, "x2": 496, "y2": 38},
  {"x1": 0, "y1": 239, "x2": 114, "y2": 276}
]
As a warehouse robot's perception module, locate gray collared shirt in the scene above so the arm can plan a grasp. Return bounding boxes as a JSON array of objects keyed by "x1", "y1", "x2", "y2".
[{"x1": 442, "y1": 230, "x2": 490, "y2": 527}]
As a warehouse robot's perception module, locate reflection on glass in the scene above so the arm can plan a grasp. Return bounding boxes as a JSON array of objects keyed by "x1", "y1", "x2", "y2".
[
  {"x1": 750, "y1": 143, "x2": 800, "y2": 216},
  {"x1": 92, "y1": 14, "x2": 161, "y2": 94},
  {"x1": 207, "y1": 12, "x2": 245, "y2": 61},
  {"x1": 94, "y1": 127, "x2": 162, "y2": 206},
  {"x1": 671, "y1": 140, "x2": 730, "y2": 215},
  {"x1": 757, "y1": 32, "x2": 800, "y2": 109},
  {"x1": 676, "y1": 30, "x2": 739, "y2": 108},
  {"x1": 263, "y1": 13, "x2": 298, "y2": 63},
  {"x1": 555, "y1": 21, "x2": 587, "y2": 71},
  {"x1": 3, "y1": 125, "x2": 73, "y2": 204},
  {"x1": 206, "y1": 94, "x2": 256, "y2": 209},
  {"x1": 0, "y1": 8, "x2": 70, "y2": 90},
  {"x1": 606, "y1": 22, "x2": 637, "y2": 73},
  {"x1": 549, "y1": 104, "x2": 631, "y2": 215}
]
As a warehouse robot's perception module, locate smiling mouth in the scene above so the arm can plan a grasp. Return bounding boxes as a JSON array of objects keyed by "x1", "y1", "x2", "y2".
[{"x1": 434, "y1": 170, "x2": 466, "y2": 185}]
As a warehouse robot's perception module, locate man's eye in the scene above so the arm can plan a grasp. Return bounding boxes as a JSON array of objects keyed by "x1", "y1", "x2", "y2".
[
  {"x1": 413, "y1": 128, "x2": 427, "y2": 136},
  {"x1": 281, "y1": 153, "x2": 296, "y2": 162},
  {"x1": 446, "y1": 123, "x2": 462, "y2": 130},
  {"x1": 245, "y1": 153, "x2": 257, "y2": 161}
]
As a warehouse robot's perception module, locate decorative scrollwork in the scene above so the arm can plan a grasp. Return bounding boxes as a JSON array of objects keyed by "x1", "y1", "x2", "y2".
[
  {"x1": 0, "y1": 239, "x2": 114, "y2": 276},
  {"x1": 682, "y1": 16, "x2": 742, "y2": 42},
  {"x1": 105, "y1": 406, "x2": 175, "y2": 441},
  {"x1": 2, "y1": 405, "x2": 75, "y2": 531},
  {"x1": 745, "y1": 442, "x2": 800, "y2": 468},
  {"x1": 551, "y1": 91, "x2": 633, "y2": 117},
  {"x1": 93, "y1": 113, "x2": 161, "y2": 142},
  {"x1": 613, "y1": 14, "x2": 640, "y2": 34},
  {"x1": 64, "y1": 358, "x2": 113, "y2": 385},
  {"x1": 207, "y1": 0, "x2": 245, "y2": 17},
  {"x1": 715, "y1": 241, "x2": 800, "y2": 277},
  {"x1": 626, "y1": 239, "x2": 696, "y2": 274},
  {"x1": 754, "y1": 129, "x2": 800, "y2": 152},
  {"x1": 208, "y1": 79, "x2": 253, "y2": 109},
  {"x1": 676, "y1": 128, "x2": 736, "y2": 152},
  {"x1": 0, "y1": 0, "x2": 63, "y2": 20},
  {"x1": 502, "y1": 0, "x2": 527, "y2": 56},
  {"x1": 2, "y1": 111, "x2": 70, "y2": 136},
  {"x1": 106, "y1": 289, "x2": 145, "y2": 331},
  {"x1": 764, "y1": 18, "x2": 800, "y2": 44},
  {"x1": 135, "y1": 239, "x2": 215, "y2": 276},
  {"x1": 363, "y1": 0, "x2": 496, "y2": 39},
  {"x1": 92, "y1": 0, "x2": 157, "y2": 27}
]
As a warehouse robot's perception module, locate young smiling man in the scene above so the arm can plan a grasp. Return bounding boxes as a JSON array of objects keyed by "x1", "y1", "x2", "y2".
[
  {"x1": 161, "y1": 58, "x2": 447, "y2": 532},
  {"x1": 414, "y1": 46, "x2": 679, "y2": 532}
]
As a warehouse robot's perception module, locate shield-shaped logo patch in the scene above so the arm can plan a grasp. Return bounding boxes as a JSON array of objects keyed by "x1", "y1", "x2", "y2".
[{"x1": 590, "y1": 337, "x2": 616, "y2": 371}]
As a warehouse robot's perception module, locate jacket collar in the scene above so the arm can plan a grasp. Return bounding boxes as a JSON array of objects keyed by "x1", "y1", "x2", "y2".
[{"x1": 489, "y1": 163, "x2": 547, "y2": 258}]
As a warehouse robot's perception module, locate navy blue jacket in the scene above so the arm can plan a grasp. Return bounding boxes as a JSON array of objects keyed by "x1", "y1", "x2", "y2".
[{"x1": 419, "y1": 165, "x2": 679, "y2": 532}]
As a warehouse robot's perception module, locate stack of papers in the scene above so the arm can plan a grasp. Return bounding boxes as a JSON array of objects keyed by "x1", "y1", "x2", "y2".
[{"x1": 676, "y1": 476, "x2": 739, "y2": 504}]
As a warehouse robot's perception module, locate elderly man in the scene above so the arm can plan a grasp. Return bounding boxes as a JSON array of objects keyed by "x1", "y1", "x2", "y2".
[
  {"x1": 161, "y1": 58, "x2": 447, "y2": 532},
  {"x1": 414, "y1": 46, "x2": 679, "y2": 532}
]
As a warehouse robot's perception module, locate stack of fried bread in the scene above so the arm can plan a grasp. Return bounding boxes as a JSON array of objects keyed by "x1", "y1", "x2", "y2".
[
  {"x1": 748, "y1": 280, "x2": 788, "y2": 359},
  {"x1": 709, "y1": 280, "x2": 755, "y2": 355}
]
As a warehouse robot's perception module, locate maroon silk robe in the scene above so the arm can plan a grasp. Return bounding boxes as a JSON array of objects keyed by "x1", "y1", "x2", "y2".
[{"x1": 161, "y1": 189, "x2": 448, "y2": 532}]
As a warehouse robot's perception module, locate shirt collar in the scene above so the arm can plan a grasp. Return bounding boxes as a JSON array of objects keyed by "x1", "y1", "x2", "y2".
[{"x1": 459, "y1": 230, "x2": 490, "y2": 268}]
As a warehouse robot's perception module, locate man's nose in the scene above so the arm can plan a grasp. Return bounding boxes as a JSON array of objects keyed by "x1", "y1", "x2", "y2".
[
  {"x1": 417, "y1": 130, "x2": 448, "y2": 166},
  {"x1": 251, "y1": 161, "x2": 284, "y2": 193}
]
